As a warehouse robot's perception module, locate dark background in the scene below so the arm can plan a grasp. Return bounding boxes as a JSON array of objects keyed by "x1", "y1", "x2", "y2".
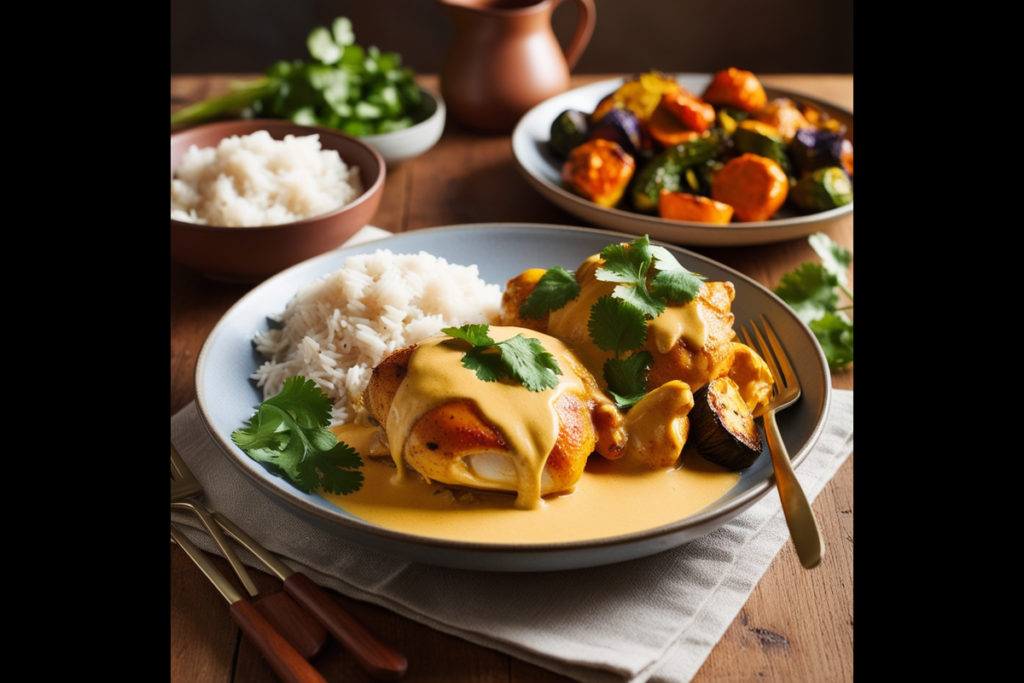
[{"x1": 170, "y1": 0, "x2": 854, "y2": 76}]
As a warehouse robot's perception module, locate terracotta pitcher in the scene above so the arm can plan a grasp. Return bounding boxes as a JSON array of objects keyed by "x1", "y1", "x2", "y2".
[{"x1": 438, "y1": 0, "x2": 595, "y2": 133}]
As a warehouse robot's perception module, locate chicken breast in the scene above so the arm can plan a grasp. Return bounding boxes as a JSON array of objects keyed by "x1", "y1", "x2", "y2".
[
  {"x1": 503, "y1": 254, "x2": 738, "y2": 394},
  {"x1": 362, "y1": 326, "x2": 627, "y2": 509}
]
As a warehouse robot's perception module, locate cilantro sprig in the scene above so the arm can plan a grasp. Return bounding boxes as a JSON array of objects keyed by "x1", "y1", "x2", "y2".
[
  {"x1": 591, "y1": 236, "x2": 705, "y2": 407},
  {"x1": 519, "y1": 266, "x2": 580, "y2": 319},
  {"x1": 775, "y1": 233, "x2": 853, "y2": 370},
  {"x1": 231, "y1": 376, "x2": 363, "y2": 495},
  {"x1": 442, "y1": 325, "x2": 563, "y2": 392}
]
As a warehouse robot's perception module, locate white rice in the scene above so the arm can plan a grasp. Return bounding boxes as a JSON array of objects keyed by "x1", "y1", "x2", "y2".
[
  {"x1": 251, "y1": 249, "x2": 502, "y2": 425},
  {"x1": 171, "y1": 130, "x2": 363, "y2": 227}
]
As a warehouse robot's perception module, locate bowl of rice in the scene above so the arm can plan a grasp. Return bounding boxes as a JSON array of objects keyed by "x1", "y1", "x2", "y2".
[{"x1": 170, "y1": 119, "x2": 385, "y2": 283}]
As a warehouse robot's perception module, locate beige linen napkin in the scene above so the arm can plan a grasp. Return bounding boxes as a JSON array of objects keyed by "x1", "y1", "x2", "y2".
[{"x1": 172, "y1": 226, "x2": 854, "y2": 683}]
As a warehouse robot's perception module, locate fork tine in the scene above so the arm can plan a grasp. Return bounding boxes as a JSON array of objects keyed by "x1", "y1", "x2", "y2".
[
  {"x1": 749, "y1": 319, "x2": 782, "y2": 389},
  {"x1": 760, "y1": 314, "x2": 795, "y2": 390}
]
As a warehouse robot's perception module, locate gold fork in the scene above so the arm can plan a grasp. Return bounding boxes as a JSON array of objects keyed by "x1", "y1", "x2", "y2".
[
  {"x1": 171, "y1": 443, "x2": 409, "y2": 680},
  {"x1": 741, "y1": 316, "x2": 824, "y2": 569}
]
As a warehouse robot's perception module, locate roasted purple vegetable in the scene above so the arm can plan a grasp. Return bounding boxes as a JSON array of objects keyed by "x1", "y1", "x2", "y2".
[
  {"x1": 589, "y1": 108, "x2": 642, "y2": 159},
  {"x1": 791, "y1": 128, "x2": 854, "y2": 176}
]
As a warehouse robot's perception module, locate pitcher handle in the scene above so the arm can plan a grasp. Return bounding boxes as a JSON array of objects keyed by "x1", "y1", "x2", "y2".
[{"x1": 559, "y1": 0, "x2": 595, "y2": 71}]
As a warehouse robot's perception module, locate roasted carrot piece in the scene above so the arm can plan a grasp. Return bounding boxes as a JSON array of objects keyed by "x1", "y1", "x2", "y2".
[
  {"x1": 659, "y1": 91, "x2": 716, "y2": 133},
  {"x1": 710, "y1": 153, "x2": 788, "y2": 222},
  {"x1": 702, "y1": 68, "x2": 767, "y2": 113},
  {"x1": 647, "y1": 106, "x2": 701, "y2": 148},
  {"x1": 658, "y1": 190, "x2": 735, "y2": 224}
]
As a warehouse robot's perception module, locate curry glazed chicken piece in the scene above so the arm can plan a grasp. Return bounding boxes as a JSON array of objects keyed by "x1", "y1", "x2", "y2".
[
  {"x1": 501, "y1": 255, "x2": 739, "y2": 394},
  {"x1": 362, "y1": 327, "x2": 630, "y2": 509}
]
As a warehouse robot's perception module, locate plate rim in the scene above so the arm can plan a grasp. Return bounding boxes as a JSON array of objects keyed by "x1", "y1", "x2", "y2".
[
  {"x1": 510, "y1": 74, "x2": 853, "y2": 247},
  {"x1": 194, "y1": 222, "x2": 832, "y2": 561}
]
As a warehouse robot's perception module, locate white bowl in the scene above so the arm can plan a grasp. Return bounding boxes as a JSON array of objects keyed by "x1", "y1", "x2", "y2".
[{"x1": 362, "y1": 87, "x2": 445, "y2": 167}]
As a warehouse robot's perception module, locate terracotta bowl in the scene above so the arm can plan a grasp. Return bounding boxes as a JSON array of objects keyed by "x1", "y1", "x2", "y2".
[{"x1": 170, "y1": 120, "x2": 385, "y2": 283}]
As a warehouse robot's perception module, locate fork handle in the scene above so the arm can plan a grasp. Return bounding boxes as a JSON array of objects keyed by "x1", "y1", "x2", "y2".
[
  {"x1": 763, "y1": 410, "x2": 825, "y2": 569},
  {"x1": 229, "y1": 599, "x2": 328, "y2": 683},
  {"x1": 284, "y1": 572, "x2": 408, "y2": 680}
]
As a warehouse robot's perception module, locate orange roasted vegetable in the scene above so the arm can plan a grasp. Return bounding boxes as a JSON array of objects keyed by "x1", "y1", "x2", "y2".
[
  {"x1": 754, "y1": 98, "x2": 812, "y2": 143},
  {"x1": 561, "y1": 139, "x2": 636, "y2": 208},
  {"x1": 659, "y1": 90, "x2": 716, "y2": 134},
  {"x1": 702, "y1": 68, "x2": 767, "y2": 113},
  {"x1": 658, "y1": 190, "x2": 734, "y2": 224},
  {"x1": 647, "y1": 106, "x2": 701, "y2": 148},
  {"x1": 710, "y1": 154, "x2": 788, "y2": 222}
]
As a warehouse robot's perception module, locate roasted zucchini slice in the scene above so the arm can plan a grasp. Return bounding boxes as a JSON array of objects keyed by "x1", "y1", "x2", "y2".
[
  {"x1": 689, "y1": 377, "x2": 763, "y2": 470},
  {"x1": 630, "y1": 135, "x2": 721, "y2": 213}
]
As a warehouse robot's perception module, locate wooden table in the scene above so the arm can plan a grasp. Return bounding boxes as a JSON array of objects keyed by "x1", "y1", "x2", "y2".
[{"x1": 171, "y1": 74, "x2": 853, "y2": 683}]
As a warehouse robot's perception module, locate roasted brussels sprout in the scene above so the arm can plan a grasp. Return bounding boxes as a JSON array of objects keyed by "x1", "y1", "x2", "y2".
[
  {"x1": 790, "y1": 167, "x2": 853, "y2": 212},
  {"x1": 589, "y1": 108, "x2": 642, "y2": 159},
  {"x1": 562, "y1": 139, "x2": 636, "y2": 208},
  {"x1": 549, "y1": 109, "x2": 590, "y2": 159},
  {"x1": 630, "y1": 135, "x2": 722, "y2": 214},
  {"x1": 790, "y1": 128, "x2": 854, "y2": 176},
  {"x1": 732, "y1": 121, "x2": 791, "y2": 176}
]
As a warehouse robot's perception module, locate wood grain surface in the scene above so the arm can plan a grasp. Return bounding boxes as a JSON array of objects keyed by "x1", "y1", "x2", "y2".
[{"x1": 171, "y1": 74, "x2": 853, "y2": 683}]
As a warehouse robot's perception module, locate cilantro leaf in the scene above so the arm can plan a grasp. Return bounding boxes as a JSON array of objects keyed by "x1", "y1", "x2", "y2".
[
  {"x1": 495, "y1": 334, "x2": 563, "y2": 392},
  {"x1": 595, "y1": 237, "x2": 665, "y2": 318},
  {"x1": 442, "y1": 324, "x2": 493, "y2": 346},
  {"x1": 604, "y1": 352, "x2": 653, "y2": 407},
  {"x1": 651, "y1": 268, "x2": 705, "y2": 305},
  {"x1": 519, "y1": 266, "x2": 580, "y2": 319},
  {"x1": 809, "y1": 232, "x2": 852, "y2": 287},
  {"x1": 444, "y1": 324, "x2": 562, "y2": 392},
  {"x1": 231, "y1": 376, "x2": 363, "y2": 495},
  {"x1": 587, "y1": 296, "x2": 648, "y2": 354},
  {"x1": 810, "y1": 312, "x2": 854, "y2": 371},
  {"x1": 774, "y1": 263, "x2": 839, "y2": 325},
  {"x1": 461, "y1": 346, "x2": 507, "y2": 383},
  {"x1": 775, "y1": 233, "x2": 853, "y2": 371}
]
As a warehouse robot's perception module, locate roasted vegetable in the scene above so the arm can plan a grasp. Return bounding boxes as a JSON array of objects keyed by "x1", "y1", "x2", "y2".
[
  {"x1": 589, "y1": 108, "x2": 643, "y2": 159},
  {"x1": 710, "y1": 153, "x2": 789, "y2": 222},
  {"x1": 562, "y1": 139, "x2": 636, "y2": 208},
  {"x1": 631, "y1": 135, "x2": 722, "y2": 213},
  {"x1": 689, "y1": 377, "x2": 763, "y2": 471},
  {"x1": 754, "y1": 98, "x2": 811, "y2": 143},
  {"x1": 660, "y1": 90, "x2": 716, "y2": 133},
  {"x1": 658, "y1": 190, "x2": 734, "y2": 224},
  {"x1": 732, "y1": 120, "x2": 791, "y2": 175},
  {"x1": 790, "y1": 128, "x2": 854, "y2": 176},
  {"x1": 702, "y1": 68, "x2": 767, "y2": 113},
  {"x1": 592, "y1": 71, "x2": 683, "y2": 126},
  {"x1": 549, "y1": 109, "x2": 590, "y2": 159},
  {"x1": 790, "y1": 167, "x2": 853, "y2": 212},
  {"x1": 648, "y1": 105, "x2": 701, "y2": 148}
]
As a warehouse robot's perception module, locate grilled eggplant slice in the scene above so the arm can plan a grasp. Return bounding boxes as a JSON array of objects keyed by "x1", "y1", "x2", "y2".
[{"x1": 689, "y1": 377, "x2": 762, "y2": 470}]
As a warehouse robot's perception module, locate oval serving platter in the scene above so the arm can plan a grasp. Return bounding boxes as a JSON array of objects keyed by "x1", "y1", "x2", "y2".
[
  {"x1": 195, "y1": 224, "x2": 831, "y2": 571},
  {"x1": 511, "y1": 75, "x2": 853, "y2": 247}
]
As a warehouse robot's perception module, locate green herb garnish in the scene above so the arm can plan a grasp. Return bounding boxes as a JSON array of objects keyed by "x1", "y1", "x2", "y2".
[
  {"x1": 590, "y1": 235, "x2": 705, "y2": 406},
  {"x1": 231, "y1": 376, "x2": 363, "y2": 495},
  {"x1": 775, "y1": 233, "x2": 853, "y2": 370},
  {"x1": 171, "y1": 17, "x2": 425, "y2": 136},
  {"x1": 519, "y1": 266, "x2": 580, "y2": 319},
  {"x1": 442, "y1": 325, "x2": 563, "y2": 392}
]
